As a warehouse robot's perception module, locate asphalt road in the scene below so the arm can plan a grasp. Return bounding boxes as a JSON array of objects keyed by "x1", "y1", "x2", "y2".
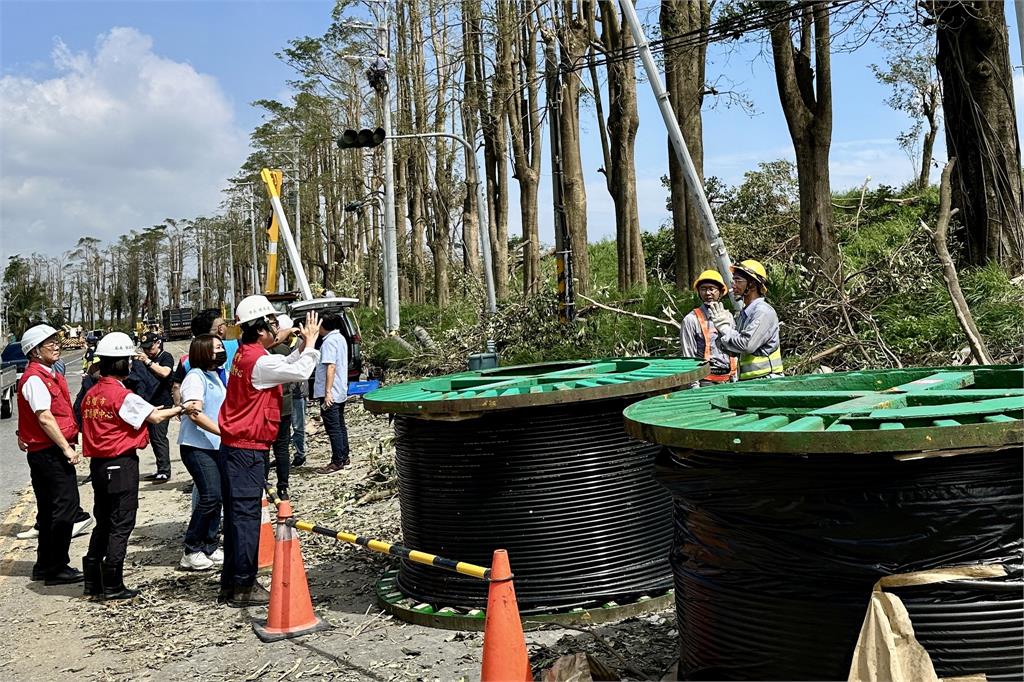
[{"x1": 0, "y1": 349, "x2": 85, "y2": 517}]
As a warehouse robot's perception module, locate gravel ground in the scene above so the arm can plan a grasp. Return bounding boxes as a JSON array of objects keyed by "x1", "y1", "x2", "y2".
[{"x1": 0, "y1": 357, "x2": 675, "y2": 681}]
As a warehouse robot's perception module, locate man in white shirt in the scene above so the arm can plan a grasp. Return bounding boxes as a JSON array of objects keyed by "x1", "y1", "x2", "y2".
[
  {"x1": 15, "y1": 324, "x2": 83, "y2": 585},
  {"x1": 313, "y1": 313, "x2": 349, "y2": 475}
]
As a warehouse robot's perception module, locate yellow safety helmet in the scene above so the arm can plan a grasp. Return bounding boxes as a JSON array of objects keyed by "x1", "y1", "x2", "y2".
[
  {"x1": 731, "y1": 259, "x2": 769, "y2": 291},
  {"x1": 692, "y1": 269, "x2": 727, "y2": 293}
]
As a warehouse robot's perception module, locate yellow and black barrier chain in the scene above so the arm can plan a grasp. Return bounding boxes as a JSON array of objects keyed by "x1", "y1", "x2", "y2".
[{"x1": 264, "y1": 484, "x2": 492, "y2": 581}]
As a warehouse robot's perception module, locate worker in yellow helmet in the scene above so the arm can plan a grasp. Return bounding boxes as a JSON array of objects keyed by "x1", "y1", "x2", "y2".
[
  {"x1": 680, "y1": 270, "x2": 737, "y2": 386},
  {"x1": 708, "y1": 260, "x2": 784, "y2": 380}
]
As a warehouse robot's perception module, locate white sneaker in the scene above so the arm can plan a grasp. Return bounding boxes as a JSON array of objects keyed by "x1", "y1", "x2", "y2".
[
  {"x1": 72, "y1": 516, "x2": 94, "y2": 537},
  {"x1": 206, "y1": 548, "x2": 224, "y2": 566},
  {"x1": 179, "y1": 551, "x2": 215, "y2": 571},
  {"x1": 16, "y1": 528, "x2": 39, "y2": 540}
]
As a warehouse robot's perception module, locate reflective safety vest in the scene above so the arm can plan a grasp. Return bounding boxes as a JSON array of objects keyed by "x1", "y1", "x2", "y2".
[
  {"x1": 693, "y1": 307, "x2": 736, "y2": 383},
  {"x1": 739, "y1": 348, "x2": 784, "y2": 381}
]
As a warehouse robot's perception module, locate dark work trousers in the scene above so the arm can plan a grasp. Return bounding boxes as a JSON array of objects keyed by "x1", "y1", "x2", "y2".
[
  {"x1": 266, "y1": 414, "x2": 292, "y2": 493},
  {"x1": 27, "y1": 446, "x2": 80, "y2": 576},
  {"x1": 218, "y1": 446, "x2": 264, "y2": 589},
  {"x1": 87, "y1": 452, "x2": 140, "y2": 568},
  {"x1": 320, "y1": 401, "x2": 350, "y2": 466},
  {"x1": 148, "y1": 420, "x2": 171, "y2": 476},
  {"x1": 291, "y1": 395, "x2": 306, "y2": 461},
  {"x1": 179, "y1": 445, "x2": 222, "y2": 555}
]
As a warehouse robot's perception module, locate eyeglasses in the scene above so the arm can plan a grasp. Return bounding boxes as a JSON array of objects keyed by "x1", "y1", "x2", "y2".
[
  {"x1": 39, "y1": 340, "x2": 61, "y2": 349},
  {"x1": 265, "y1": 316, "x2": 279, "y2": 328}
]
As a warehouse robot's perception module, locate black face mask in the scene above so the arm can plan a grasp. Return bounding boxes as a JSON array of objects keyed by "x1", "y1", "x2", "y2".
[{"x1": 213, "y1": 350, "x2": 228, "y2": 368}]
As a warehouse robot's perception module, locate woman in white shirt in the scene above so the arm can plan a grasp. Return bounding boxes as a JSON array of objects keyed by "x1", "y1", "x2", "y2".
[{"x1": 177, "y1": 334, "x2": 227, "y2": 571}]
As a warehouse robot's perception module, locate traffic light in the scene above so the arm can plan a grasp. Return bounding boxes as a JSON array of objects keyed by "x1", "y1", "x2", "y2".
[{"x1": 337, "y1": 127, "x2": 386, "y2": 150}]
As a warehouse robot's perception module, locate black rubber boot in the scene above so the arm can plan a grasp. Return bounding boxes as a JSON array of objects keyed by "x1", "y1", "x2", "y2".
[
  {"x1": 82, "y1": 557, "x2": 103, "y2": 597},
  {"x1": 101, "y1": 562, "x2": 139, "y2": 600}
]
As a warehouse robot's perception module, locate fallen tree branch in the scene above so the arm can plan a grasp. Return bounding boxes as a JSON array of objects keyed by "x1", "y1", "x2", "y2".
[
  {"x1": 577, "y1": 293, "x2": 681, "y2": 329},
  {"x1": 920, "y1": 158, "x2": 994, "y2": 365}
]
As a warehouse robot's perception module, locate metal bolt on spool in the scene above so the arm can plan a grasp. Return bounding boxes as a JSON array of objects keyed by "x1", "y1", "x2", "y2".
[
  {"x1": 363, "y1": 358, "x2": 708, "y2": 620},
  {"x1": 624, "y1": 365, "x2": 1024, "y2": 680}
]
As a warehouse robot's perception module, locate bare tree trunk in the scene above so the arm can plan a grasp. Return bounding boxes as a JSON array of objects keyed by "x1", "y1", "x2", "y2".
[
  {"x1": 555, "y1": 0, "x2": 590, "y2": 295},
  {"x1": 769, "y1": 1, "x2": 840, "y2": 274},
  {"x1": 922, "y1": 159, "x2": 994, "y2": 364},
  {"x1": 367, "y1": 206, "x2": 380, "y2": 310},
  {"x1": 503, "y1": 0, "x2": 543, "y2": 296},
  {"x1": 661, "y1": 0, "x2": 712, "y2": 289},
  {"x1": 919, "y1": 88, "x2": 940, "y2": 190},
  {"x1": 931, "y1": 0, "x2": 1024, "y2": 274},
  {"x1": 460, "y1": 0, "x2": 482, "y2": 280},
  {"x1": 599, "y1": 3, "x2": 646, "y2": 291}
]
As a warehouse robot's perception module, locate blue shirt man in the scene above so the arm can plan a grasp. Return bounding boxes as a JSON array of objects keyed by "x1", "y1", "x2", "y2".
[{"x1": 313, "y1": 315, "x2": 349, "y2": 474}]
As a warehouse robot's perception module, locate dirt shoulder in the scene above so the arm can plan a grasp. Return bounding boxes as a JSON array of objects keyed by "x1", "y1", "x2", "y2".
[{"x1": 0, "y1": 386, "x2": 674, "y2": 681}]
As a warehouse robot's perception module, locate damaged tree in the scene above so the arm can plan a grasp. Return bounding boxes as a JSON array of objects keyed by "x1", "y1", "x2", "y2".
[{"x1": 928, "y1": 0, "x2": 1024, "y2": 275}]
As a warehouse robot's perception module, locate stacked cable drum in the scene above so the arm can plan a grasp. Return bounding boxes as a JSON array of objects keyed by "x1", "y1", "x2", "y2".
[
  {"x1": 363, "y1": 358, "x2": 707, "y2": 614},
  {"x1": 624, "y1": 366, "x2": 1023, "y2": 681}
]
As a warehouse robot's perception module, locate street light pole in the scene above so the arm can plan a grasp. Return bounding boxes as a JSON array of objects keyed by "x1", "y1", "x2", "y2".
[
  {"x1": 227, "y1": 241, "x2": 236, "y2": 312},
  {"x1": 248, "y1": 184, "x2": 258, "y2": 292}
]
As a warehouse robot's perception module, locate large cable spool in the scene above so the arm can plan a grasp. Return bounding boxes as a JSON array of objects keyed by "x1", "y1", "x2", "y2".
[
  {"x1": 364, "y1": 358, "x2": 707, "y2": 615},
  {"x1": 624, "y1": 366, "x2": 1023, "y2": 680}
]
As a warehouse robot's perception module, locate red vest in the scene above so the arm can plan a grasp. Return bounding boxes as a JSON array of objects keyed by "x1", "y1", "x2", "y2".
[
  {"x1": 16, "y1": 361, "x2": 79, "y2": 452},
  {"x1": 81, "y1": 377, "x2": 150, "y2": 458},
  {"x1": 219, "y1": 343, "x2": 281, "y2": 450}
]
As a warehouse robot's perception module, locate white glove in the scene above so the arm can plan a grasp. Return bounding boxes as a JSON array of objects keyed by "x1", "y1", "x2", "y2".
[{"x1": 708, "y1": 301, "x2": 734, "y2": 331}]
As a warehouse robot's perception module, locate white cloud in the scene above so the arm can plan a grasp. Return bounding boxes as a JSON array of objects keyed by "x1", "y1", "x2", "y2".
[{"x1": 0, "y1": 28, "x2": 248, "y2": 259}]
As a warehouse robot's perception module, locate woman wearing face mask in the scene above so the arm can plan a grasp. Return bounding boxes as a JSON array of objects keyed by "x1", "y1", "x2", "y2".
[{"x1": 177, "y1": 334, "x2": 228, "y2": 571}]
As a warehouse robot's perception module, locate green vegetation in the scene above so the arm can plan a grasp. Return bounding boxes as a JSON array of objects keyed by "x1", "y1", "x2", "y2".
[{"x1": 358, "y1": 172, "x2": 1023, "y2": 380}]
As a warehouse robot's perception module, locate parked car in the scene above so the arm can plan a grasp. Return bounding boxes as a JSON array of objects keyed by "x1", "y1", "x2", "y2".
[
  {"x1": 1, "y1": 341, "x2": 28, "y2": 419},
  {"x1": 271, "y1": 293, "x2": 363, "y2": 383}
]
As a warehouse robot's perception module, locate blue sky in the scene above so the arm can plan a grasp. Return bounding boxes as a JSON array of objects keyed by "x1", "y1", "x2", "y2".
[{"x1": 2, "y1": 0, "x2": 1021, "y2": 265}]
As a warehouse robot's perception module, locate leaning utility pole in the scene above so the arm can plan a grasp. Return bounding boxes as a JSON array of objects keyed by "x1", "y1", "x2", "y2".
[{"x1": 619, "y1": 0, "x2": 739, "y2": 309}]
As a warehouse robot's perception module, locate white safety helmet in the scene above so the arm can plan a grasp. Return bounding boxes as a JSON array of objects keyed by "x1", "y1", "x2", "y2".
[
  {"x1": 95, "y1": 332, "x2": 136, "y2": 357},
  {"x1": 21, "y1": 324, "x2": 59, "y2": 355},
  {"x1": 276, "y1": 313, "x2": 294, "y2": 330},
  {"x1": 235, "y1": 295, "x2": 277, "y2": 326}
]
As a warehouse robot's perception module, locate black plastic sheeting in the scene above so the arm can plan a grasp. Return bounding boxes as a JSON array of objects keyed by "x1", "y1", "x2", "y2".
[
  {"x1": 393, "y1": 399, "x2": 674, "y2": 612},
  {"x1": 657, "y1": 446, "x2": 1023, "y2": 681}
]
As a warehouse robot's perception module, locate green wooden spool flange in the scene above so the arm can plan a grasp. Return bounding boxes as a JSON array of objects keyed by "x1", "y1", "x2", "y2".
[
  {"x1": 623, "y1": 365, "x2": 1024, "y2": 454},
  {"x1": 363, "y1": 358, "x2": 708, "y2": 418}
]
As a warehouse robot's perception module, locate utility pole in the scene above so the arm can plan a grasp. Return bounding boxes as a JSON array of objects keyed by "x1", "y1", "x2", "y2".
[
  {"x1": 375, "y1": 7, "x2": 400, "y2": 334},
  {"x1": 248, "y1": 184, "x2": 258, "y2": 292},
  {"x1": 544, "y1": 37, "x2": 574, "y2": 323},
  {"x1": 619, "y1": 0, "x2": 739, "y2": 309},
  {"x1": 294, "y1": 137, "x2": 302, "y2": 258},
  {"x1": 339, "y1": 6, "x2": 399, "y2": 331},
  {"x1": 227, "y1": 240, "x2": 236, "y2": 312}
]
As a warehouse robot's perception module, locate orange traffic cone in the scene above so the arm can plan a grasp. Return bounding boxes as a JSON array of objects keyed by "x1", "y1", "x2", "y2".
[
  {"x1": 253, "y1": 500, "x2": 330, "y2": 643},
  {"x1": 481, "y1": 549, "x2": 533, "y2": 681},
  {"x1": 257, "y1": 491, "x2": 274, "y2": 572}
]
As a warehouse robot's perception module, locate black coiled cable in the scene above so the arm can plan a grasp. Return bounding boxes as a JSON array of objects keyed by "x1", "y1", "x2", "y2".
[
  {"x1": 393, "y1": 399, "x2": 673, "y2": 612},
  {"x1": 658, "y1": 447, "x2": 1022, "y2": 681}
]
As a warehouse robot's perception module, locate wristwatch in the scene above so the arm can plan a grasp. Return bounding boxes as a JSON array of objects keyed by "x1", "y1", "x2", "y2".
[{"x1": 146, "y1": 360, "x2": 153, "y2": 367}]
